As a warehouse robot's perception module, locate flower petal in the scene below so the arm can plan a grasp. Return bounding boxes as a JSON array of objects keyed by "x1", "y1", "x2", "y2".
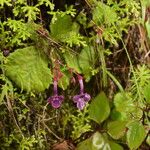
[
  {"x1": 51, "y1": 99, "x2": 62, "y2": 108},
  {"x1": 83, "y1": 93, "x2": 91, "y2": 102},
  {"x1": 47, "y1": 95, "x2": 64, "y2": 109},
  {"x1": 73, "y1": 94, "x2": 81, "y2": 103},
  {"x1": 76, "y1": 98, "x2": 86, "y2": 110}
]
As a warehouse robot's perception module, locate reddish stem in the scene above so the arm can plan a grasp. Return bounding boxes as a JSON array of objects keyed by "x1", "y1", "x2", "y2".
[
  {"x1": 53, "y1": 80, "x2": 58, "y2": 96},
  {"x1": 78, "y1": 75, "x2": 84, "y2": 94}
]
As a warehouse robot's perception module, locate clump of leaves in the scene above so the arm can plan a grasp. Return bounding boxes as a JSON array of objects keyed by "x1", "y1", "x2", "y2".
[
  {"x1": 0, "y1": 0, "x2": 150, "y2": 150},
  {"x1": 50, "y1": 13, "x2": 86, "y2": 47},
  {"x1": 92, "y1": 0, "x2": 140, "y2": 45}
]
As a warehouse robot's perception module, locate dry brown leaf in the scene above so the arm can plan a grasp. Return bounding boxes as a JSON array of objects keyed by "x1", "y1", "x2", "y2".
[{"x1": 52, "y1": 140, "x2": 76, "y2": 150}]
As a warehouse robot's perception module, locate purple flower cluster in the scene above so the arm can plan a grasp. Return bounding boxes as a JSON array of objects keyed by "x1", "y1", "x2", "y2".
[{"x1": 47, "y1": 75, "x2": 91, "y2": 110}]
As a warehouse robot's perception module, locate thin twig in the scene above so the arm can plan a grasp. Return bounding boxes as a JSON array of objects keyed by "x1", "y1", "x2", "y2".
[
  {"x1": 40, "y1": 103, "x2": 62, "y2": 140},
  {"x1": 5, "y1": 97, "x2": 24, "y2": 137}
]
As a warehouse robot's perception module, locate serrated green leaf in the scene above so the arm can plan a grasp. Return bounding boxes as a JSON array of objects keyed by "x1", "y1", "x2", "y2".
[
  {"x1": 89, "y1": 92, "x2": 110, "y2": 124},
  {"x1": 5, "y1": 46, "x2": 52, "y2": 92},
  {"x1": 107, "y1": 121, "x2": 127, "y2": 139},
  {"x1": 127, "y1": 121, "x2": 146, "y2": 150}
]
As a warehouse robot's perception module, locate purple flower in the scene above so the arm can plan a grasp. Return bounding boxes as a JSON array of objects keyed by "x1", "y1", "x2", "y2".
[
  {"x1": 76, "y1": 98, "x2": 86, "y2": 110},
  {"x1": 73, "y1": 76, "x2": 91, "y2": 110},
  {"x1": 73, "y1": 93, "x2": 91, "y2": 103},
  {"x1": 3, "y1": 49, "x2": 9, "y2": 57},
  {"x1": 48, "y1": 95, "x2": 64, "y2": 108},
  {"x1": 48, "y1": 80, "x2": 64, "y2": 108}
]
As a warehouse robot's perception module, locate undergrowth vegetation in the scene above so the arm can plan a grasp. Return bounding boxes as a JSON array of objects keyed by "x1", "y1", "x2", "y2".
[{"x1": 0, "y1": 0, "x2": 150, "y2": 149}]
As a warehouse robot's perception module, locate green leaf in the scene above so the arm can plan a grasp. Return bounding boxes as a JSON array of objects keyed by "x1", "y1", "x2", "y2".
[
  {"x1": 146, "y1": 135, "x2": 150, "y2": 146},
  {"x1": 107, "y1": 121, "x2": 127, "y2": 139},
  {"x1": 109, "y1": 141, "x2": 123, "y2": 150},
  {"x1": 76, "y1": 136, "x2": 92, "y2": 150},
  {"x1": 145, "y1": 20, "x2": 150, "y2": 40},
  {"x1": 110, "y1": 109, "x2": 126, "y2": 121},
  {"x1": 64, "y1": 46, "x2": 95, "y2": 78},
  {"x1": 5, "y1": 46, "x2": 52, "y2": 92},
  {"x1": 143, "y1": 82, "x2": 150, "y2": 104},
  {"x1": 78, "y1": 46, "x2": 95, "y2": 80},
  {"x1": 89, "y1": 92, "x2": 110, "y2": 124},
  {"x1": 77, "y1": 132, "x2": 123, "y2": 150},
  {"x1": 91, "y1": 132, "x2": 123, "y2": 150},
  {"x1": 50, "y1": 14, "x2": 78, "y2": 42},
  {"x1": 91, "y1": 132, "x2": 106, "y2": 150},
  {"x1": 77, "y1": 132, "x2": 106, "y2": 150},
  {"x1": 64, "y1": 51, "x2": 81, "y2": 73},
  {"x1": 58, "y1": 73, "x2": 70, "y2": 90},
  {"x1": 113, "y1": 92, "x2": 143, "y2": 121},
  {"x1": 50, "y1": 14, "x2": 72, "y2": 38},
  {"x1": 114, "y1": 92, "x2": 134, "y2": 113},
  {"x1": 127, "y1": 121, "x2": 146, "y2": 150}
]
